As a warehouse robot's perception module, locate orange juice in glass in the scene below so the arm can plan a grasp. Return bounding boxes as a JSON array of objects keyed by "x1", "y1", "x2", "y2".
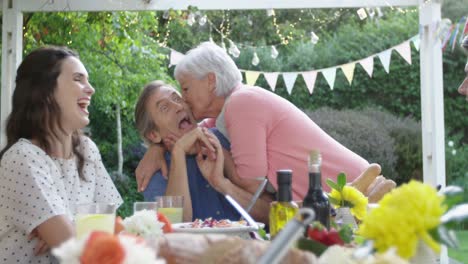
[
  {"x1": 155, "y1": 196, "x2": 184, "y2": 223},
  {"x1": 75, "y1": 203, "x2": 116, "y2": 238}
]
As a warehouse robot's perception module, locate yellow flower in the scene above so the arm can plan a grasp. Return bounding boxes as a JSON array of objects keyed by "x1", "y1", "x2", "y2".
[
  {"x1": 329, "y1": 186, "x2": 368, "y2": 220},
  {"x1": 342, "y1": 186, "x2": 368, "y2": 220},
  {"x1": 358, "y1": 180, "x2": 446, "y2": 259}
]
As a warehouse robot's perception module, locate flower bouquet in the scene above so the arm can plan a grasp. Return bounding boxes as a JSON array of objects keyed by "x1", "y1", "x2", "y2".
[
  {"x1": 327, "y1": 172, "x2": 368, "y2": 227},
  {"x1": 358, "y1": 180, "x2": 468, "y2": 262},
  {"x1": 121, "y1": 210, "x2": 172, "y2": 239},
  {"x1": 52, "y1": 231, "x2": 164, "y2": 264}
]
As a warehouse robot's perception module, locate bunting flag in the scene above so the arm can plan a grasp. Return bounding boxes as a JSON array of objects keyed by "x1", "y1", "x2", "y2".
[
  {"x1": 168, "y1": 34, "x2": 423, "y2": 94},
  {"x1": 245, "y1": 71, "x2": 261, "y2": 86},
  {"x1": 394, "y1": 41, "x2": 412, "y2": 65},
  {"x1": 359, "y1": 56, "x2": 374, "y2": 77},
  {"x1": 411, "y1": 35, "x2": 420, "y2": 51},
  {"x1": 302, "y1": 71, "x2": 318, "y2": 94},
  {"x1": 282, "y1": 72, "x2": 298, "y2": 94},
  {"x1": 321, "y1": 68, "x2": 336, "y2": 90},
  {"x1": 169, "y1": 49, "x2": 185, "y2": 66},
  {"x1": 340, "y1": 63, "x2": 356, "y2": 85},
  {"x1": 263, "y1": 72, "x2": 279, "y2": 91},
  {"x1": 378, "y1": 49, "x2": 392, "y2": 73}
]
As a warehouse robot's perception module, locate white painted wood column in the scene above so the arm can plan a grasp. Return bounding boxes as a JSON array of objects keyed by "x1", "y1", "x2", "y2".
[
  {"x1": 1, "y1": 0, "x2": 23, "y2": 148},
  {"x1": 419, "y1": 2, "x2": 445, "y2": 189}
]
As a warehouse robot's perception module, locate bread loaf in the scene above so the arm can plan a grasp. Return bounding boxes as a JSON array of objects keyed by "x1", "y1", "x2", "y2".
[
  {"x1": 157, "y1": 233, "x2": 317, "y2": 264},
  {"x1": 368, "y1": 180, "x2": 396, "y2": 203},
  {"x1": 350, "y1": 163, "x2": 381, "y2": 193}
]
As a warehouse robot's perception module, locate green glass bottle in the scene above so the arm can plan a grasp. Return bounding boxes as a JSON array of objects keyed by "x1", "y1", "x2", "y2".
[{"x1": 269, "y1": 170, "x2": 299, "y2": 238}]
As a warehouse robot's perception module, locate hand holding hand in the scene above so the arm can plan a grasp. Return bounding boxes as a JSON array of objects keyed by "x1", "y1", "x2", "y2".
[
  {"x1": 172, "y1": 127, "x2": 216, "y2": 157},
  {"x1": 196, "y1": 130, "x2": 227, "y2": 193}
]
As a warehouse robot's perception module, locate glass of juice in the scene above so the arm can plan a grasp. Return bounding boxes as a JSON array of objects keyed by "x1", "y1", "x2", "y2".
[
  {"x1": 155, "y1": 196, "x2": 184, "y2": 223},
  {"x1": 75, "y1": 203, "x2": 117, "y2": 239},
  {"x1": 133, "y1": 201, "x2": 158, "y2": 214}
]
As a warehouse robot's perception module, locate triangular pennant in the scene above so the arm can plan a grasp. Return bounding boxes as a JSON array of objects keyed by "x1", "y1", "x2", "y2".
[
  {"x1": 169, "y1": 49, "x2": 185, "y2": 67},
  {"x1": 378, "y1": 49, "x2": 392, "y2": 73},
  {"x1": 245, "y1": 71, "x2": 261, "y2": 86},
  {"x1": 340, "y1": 63, "x2": 356, "y2": 85},
  {"x1": 321, "y1": 68, "x2": 337, "y2": 90},
  {"x1": 411, "y1": 35, "x2": 420, "y2": 51},
  {"x1": 394, "y1": 41, "x2": 412, "y2": 65},
  {"x1": 263, "y1": 72, "x2": 279, "y2": 92},
  {"x1": 302, "y1": 71, "x2": 318, "y2": 94},
  {"x1": 359, "y1": 56, "x2": 374, "y2": 77},
  {"x1": 282, "y1": 72, "x2": 298, "y2": 95}
]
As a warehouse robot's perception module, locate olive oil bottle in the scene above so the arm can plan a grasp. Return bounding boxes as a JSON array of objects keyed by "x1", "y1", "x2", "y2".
[{"x1": 269, "y1": 170, "x2": 299, "y2": 238}]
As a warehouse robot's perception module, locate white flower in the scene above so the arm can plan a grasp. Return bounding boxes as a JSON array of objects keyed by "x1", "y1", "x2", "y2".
[
  {"x1": 52, "y1": 232, "x2": 163, "y2": 264},
  {"x1": 448, "y1": 141, "x2": 454, "y2": 147},
  {"x1": 120, "y1": 235, "x2": 163, "y2": 264},
  {"x1": 123, "y1": 209, "x2": 165, "y2": 239},
  {"x1": 452, "y1": 149, "x2": 457, "y2": 156},
  {"x1": 52, "y1": 236, "x2": 86, "y2": 264}
]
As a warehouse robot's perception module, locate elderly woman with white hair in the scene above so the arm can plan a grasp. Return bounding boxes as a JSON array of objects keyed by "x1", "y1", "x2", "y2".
[
  {"x1": 137, "y1": 42, "x2": 394, "y2": 203},
  {"x1": 175, "y1": 41, "x2": 378, "y2": 200}
]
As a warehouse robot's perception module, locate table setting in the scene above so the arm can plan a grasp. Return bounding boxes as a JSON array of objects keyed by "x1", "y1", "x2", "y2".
[{"x1": 51, "y1": 171, "x2": 468, "y2": 264}]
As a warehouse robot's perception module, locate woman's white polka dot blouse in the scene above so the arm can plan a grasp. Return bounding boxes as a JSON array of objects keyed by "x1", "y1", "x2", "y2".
[{"x1": 0, "y1": 137, "x2": 122, "y2": 263}]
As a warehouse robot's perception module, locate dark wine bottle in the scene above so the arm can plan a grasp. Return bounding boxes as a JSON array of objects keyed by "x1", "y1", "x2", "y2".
[{"x1": 302, "y1": 149, "x2": 330, "y2": 229}]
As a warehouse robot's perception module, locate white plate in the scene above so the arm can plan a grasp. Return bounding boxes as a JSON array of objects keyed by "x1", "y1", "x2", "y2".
[{"x1": 172, "y1": 222, "x2": 265, "y2": 234}]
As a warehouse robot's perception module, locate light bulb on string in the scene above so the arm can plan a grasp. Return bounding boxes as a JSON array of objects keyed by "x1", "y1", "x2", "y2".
[
  {"x1": 366, "y1": 8, "x2": 376, "y2": 19},
  {"x1": 220, "y1": 40, "x2": 227, "y2": 53},
  {"x1": 310, "y1": 32, "x2": 319, "y2": 45},
  {"x1": 357, "y1": 8, "x2": 368, "y2": 20},
  {"x1": 271, "y1": 46, "x2": 279, "y2": 59},
  {"x1": 163, "y1": 10, "x2": 170, "y2": 19},
  {"x1": 187, "y1": 12, "x2": 196, "y2": 26},
  {"x1": 267, "y1": 9, "x2": 275, "y2": 17},
  {"x1": 199, "y1": 15, "x2": 207, "y2": 26},
  {"x1": 376, "y1": 7, "x2": 384, "y2": 18},
  {"x1": 228, "y1": 40, "x2": 241, "y2": 58},
  {"x1": 252, "y1": 52, "x2": 260, "y2": 66}
]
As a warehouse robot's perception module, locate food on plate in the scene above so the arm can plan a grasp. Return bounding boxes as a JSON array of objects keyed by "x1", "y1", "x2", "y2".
[
  {"x1": 158, "y1": 233, "x2": 318, "y2": 264},
  {"x1": 179, "y1": 218, "x2": 248, "y2": 228}
]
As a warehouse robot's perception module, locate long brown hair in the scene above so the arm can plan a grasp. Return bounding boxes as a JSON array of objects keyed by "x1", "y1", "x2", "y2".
[{"x1": 0, "y1": 46, "x2": 86, "y2": 179}]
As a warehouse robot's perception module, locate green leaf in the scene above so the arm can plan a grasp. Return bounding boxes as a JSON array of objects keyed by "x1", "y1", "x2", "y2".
[
  {"x1": 441, "y1": 204, "x2": 468, "y2": 226},
  {"x1": 328, "y1": 196, "x2": 341, "y2": 206},
  {"x1": 337, "y1": 173, "x2": 347, "y2": 189},
  {"x1": 338, "y1": 224, "x2": 353, "y2": 243},
  {"x1": 256, "y1": 228, "x2": 269, "y2": 240},
  {"x1": 326, "y1": 179, "x2": 341, "y2": 191},
  {"x1": 435, "y1": 225, "x2": 459, "y2": 248},
  {"x1": 296, "y1": 237, "x2": 328, "y2": 256},
  {"x1": 441, "y1": 186, "x2": 464, "y2": 210}
]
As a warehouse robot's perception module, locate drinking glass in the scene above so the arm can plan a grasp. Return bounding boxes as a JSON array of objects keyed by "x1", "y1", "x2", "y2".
[
  {"x1": 133, "y1": 201, "x2": 158, "y2": 214},
  {"x1": 155, "y1": 196, "x2": 184, "y2": 223},
  {"x1": 75, "y1": 203, "x2": 116, "y2": 239}
]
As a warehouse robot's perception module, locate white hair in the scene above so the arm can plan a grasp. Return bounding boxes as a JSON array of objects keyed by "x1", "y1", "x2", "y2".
[{"x1": 174, "y1": 42, "x2": 242, "y2": 97}]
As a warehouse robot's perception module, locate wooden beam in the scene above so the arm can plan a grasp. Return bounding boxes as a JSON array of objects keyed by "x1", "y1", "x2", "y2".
[{"x1": 17, "y1": 0, "x2": 420, "y2": 12}]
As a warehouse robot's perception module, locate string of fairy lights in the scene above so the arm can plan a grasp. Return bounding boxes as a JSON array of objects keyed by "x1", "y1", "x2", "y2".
[
  {"x1": 29, "y1": 0, "x2": 421, "y2": 66},
  {"x1": 153, "y1": 7, "x2": 418, "y2": 66}
]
